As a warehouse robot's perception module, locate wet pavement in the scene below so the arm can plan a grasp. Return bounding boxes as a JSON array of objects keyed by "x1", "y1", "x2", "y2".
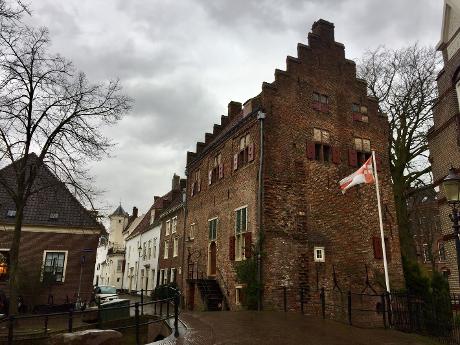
[{"x1": 152, "y1": 311, "x2": 440, "y2": 345}]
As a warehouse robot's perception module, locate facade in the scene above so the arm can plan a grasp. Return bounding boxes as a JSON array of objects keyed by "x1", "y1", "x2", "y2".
[
  {"x1": 428, "y1": 0, "x2": 460, "y2": 292},
  {"x1": 184, "y1": 19, "x2": 404, "y2": 311},
  {"x1": 0, "y1": 155, "x2": 103, "y2": 307},
  {"x1": 124, "y1": 209, "x2": 161, "y2": 293},
  {"x1": 157, "y1": 175, "x2": 186, "y2": 291}
]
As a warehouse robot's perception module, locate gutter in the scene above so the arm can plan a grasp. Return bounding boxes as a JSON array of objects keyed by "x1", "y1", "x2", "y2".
[{"x1": 256, "y1": 110, "x2": 266, "y2": 311}]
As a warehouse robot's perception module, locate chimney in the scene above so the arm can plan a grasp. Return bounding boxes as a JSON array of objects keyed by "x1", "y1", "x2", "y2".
[
  {"x1": 228, "y1": 101, "x2": 242, "y2": 118},
  {"x1": 180, "y1": 178, "x2": 187, "y2": 190},
  {"x1": 311, "y1": 19, "x2": 335, "y2": 43},
  {"x1": 172, "y1": 174, "x2": 180, "y2": 191},
  {"x1": 132, "y1": 206, "x2": 138, "y2": 218},
  {"x1": 154, "y1": 196, "x2": 160, "y2": 202},
  {"x1": 243, "y1": 98, "x2": 253, "y2": 117}
]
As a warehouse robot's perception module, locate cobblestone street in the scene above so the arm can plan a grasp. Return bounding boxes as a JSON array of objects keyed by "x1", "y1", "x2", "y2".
[{"x1": 153, "y1": 311, "x2": 440, "y2": 345}]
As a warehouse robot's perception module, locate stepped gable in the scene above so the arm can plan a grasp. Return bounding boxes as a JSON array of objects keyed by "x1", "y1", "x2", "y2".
[{"x1": 0, "y1": 153, "x2": 103, "y2": 231}]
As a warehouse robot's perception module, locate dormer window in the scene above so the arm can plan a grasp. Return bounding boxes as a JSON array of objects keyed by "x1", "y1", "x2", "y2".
[
  {"x1": 6, "y1": 210, "x2": 16, "y2": 218},
  {"x1": 49, "y1": 212, "x2": 59, "y2": 220}
]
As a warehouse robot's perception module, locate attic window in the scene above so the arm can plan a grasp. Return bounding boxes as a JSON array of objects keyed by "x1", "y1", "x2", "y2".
[
  {"x1": 49, "y1": 212, "x2": 59, "y2": 220},
  {"x1": 6, "y1": 210, "x2": 16, "y2": 218}
]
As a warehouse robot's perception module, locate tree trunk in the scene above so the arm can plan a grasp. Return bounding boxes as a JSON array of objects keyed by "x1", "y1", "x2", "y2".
[
  {"x1": 8, "y1": 202, "x2": 24, "y2": 315},
  {"x1": 393, "y1": 182, "x2": 417, "y2": 261}
]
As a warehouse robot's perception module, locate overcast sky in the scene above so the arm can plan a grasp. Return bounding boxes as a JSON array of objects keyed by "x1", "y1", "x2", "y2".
[{"x1": 25, "y1": 0, "x2": 443, "y2": 217}]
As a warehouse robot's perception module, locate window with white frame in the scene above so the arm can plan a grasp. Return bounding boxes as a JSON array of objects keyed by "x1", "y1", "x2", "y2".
[
  {"x1": 153, "y1": 238, "x2": 157, "y2": 258},
  {"x1": 423, "y1": 243, "x2": 430, "y2": 262},
  {"x1": 163, "y1": 269, "x2": 168, "y2": 284},
  {"x1": 170, "y1": 268, "x2": 176, "y2": 283},
  {"x1": 166, "y1": 220, "x2": 171, "y2": 236},
  {"x1": 354, "y1": 137, "x2": 371, "y2": 165},
  {"x1": 190, "y1": 223, "x2": 196, "y2": 240},
  {"x1": 148, "y1": 240, "x2": 151, "y2": 259},
  {"x1": 208, "y1": 218, "x2": 217, "y2": 241},
  {"x1": 164, "y1": 240, "x2": 169, "y2": 259},
  {"x1": 160, "y1": 269, "x2": 165, "y2": 285},
  {"x1": 314, "y1": 247, "x2": 325, "y2": 262},
  {"x1": 117, "y1": 260, "x2": 123, "y2": 272},
  {"x1": 235, "y1": 285, "x2": 243, "y2": 305},
  {"x1": 172, "y1": 217, "x2": 177, "y2": 234},
  {"x1": 42, "y1": 251, "x2": 68, "y2": 282},
  {"x1": 235, "y1": 207, "x2": 248, "y2": 261},
  {"x1": 173, "y1": 237, "x2": 179, "y2": 257},
  {"x1": 143, "y1": 242, "x2": 146, "y2": 259}
]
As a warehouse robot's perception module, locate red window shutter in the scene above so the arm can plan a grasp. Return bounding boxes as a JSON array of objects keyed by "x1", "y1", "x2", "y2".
[
  {"x1": 233, "y1": 153, "x2": 238, "y2": 171},
  {"x1": 352, "y1": 113, "x2": 361, "y2": 121},
  {"x1": 229, "y1": 236, "x2": 236, "y2": 261},
  {"x1": 248, "y1": 143, "x2": 254, "y2": 162},
  {"x1": 208, "y1": 170, "x2": 212, "y2": 185},
  {"x1": 348, "y1": 149, "x2": 357, "y2": 167},
  {"x1": 218, "y1": 163, "x2": 224, "y2": 179},
  {"x1": 332, "y1": 146, "x2": 340, "y2": 164},
  {"x1": 375, "y1": 154, "x2": 382, "y2": 172},
  {"x1": 306, "y1": 142, "x2": 315, "y2": 160},
  {"x1": 244, "y1": 232, "x2": 252, "y2": 258},
  {"x1": 373, "y1": 236, "x2": 383, "y2": 259}
]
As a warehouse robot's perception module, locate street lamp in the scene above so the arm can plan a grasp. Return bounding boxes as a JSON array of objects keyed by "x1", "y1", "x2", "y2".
[{"x1": 442, "y1": 167, "x2": 460, "y2": 283}]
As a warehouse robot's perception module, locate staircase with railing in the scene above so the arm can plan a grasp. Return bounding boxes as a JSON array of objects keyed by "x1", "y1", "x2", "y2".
[{"x1": 187, "y1": 262, "x2": 226, "y2": 311}]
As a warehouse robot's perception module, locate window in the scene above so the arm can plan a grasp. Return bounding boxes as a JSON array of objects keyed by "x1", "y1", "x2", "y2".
[
  {"x1": 164, "y1": 240, "x2": 169, "y2": 259},
  {"x1": 171, "y1": 217, "x2": 177, "y2": 234},
  {"x1": 49, "y1": 212, "x2": 59, "y2": 220},
  {"x1": 173, "y1": 237, "x2": 179, "y2": 257},
  {"x1": 148, "y1": 240, "x2": 152, "y2": 259},
  {"x1": 354, "y1": 137, "x2": 371, "y2": 165},
  {"x1": 143, "y1": 242, "x2": 146, "y2": 259},
  {"x1": 234, "y1": 134, "x2": 254, "y2": 171},
  {"x1": 235, "y1": 285, "x2": 244, "y2": 305},
  {"x1": 314, "y1": 247, "x2": 325, "y2": 262},
  {"x1": 352, "y1": 103, "x2": 369, "y2": 122},
  {"x1": 170, "y1": 268, "x2": 176, "y2": 283},
  {"x1": 190, "y1": 223, "x2": 196, "y2": 240},
  {"x1": 191, "y1": 170, "x2": 201, "y2": 196},
  {"x1": 166, "y1": 220, "x2": 171, "y2": 236},
  {"x1": 312, "y1": 128, "x2": 331, "y2": 163},
  {"x1": 423, "y1": 244, "x2": 430, "y2": 263},
  {"x1": 117, "y1": 260, "x2": 123, "y2": 272},
  {"x1": 438, "y1": 241, "x2": 446, "y2": 262},
  {"x1": 208, "y1": 218, "x2": 218, "y2": 241},
  {"x1": 209, "y1": 153, "x2": 223, "y2": 185},
  {"x1": 456, "y1": 80, "x2": 460, "y2": 112},
  {"x1": 153, "y1": 238, "x2": 157, "y2": 258},
  {"x1": 159, "y1": 269, "x2": 165, "y2": 285},
  {"x1": 6, "y1": 210, "x2": 15, "y2": 218},
  {"x1": 42, "y1": 251, "x2": 67, "y2": 283},
  {"x1": 0, "y1": 250, "x2": 9, "y2": 282},
  {"x1": 235, "y1": 207, "x2": 249, "y2": 261},
  {"x1": 312, "y1": 92, "x2": 329, "y2": 112}
]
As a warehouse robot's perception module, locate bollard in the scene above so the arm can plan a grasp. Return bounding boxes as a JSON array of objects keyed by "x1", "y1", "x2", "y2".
[
  {"x1": 174, "y1": 293, "x2": 179, "y2": 337},
  {"x1": 44, "y1": 315, "x2": 49, "y2": 334},
  {"x1": 141, "y1": 289, "x2": 144, "y2": 316},
  {"x1": 135, "y1": 302, "x2": 140, "y2": 345},
  {"x1": 283, "y1": 286, "x2": 287, "y2": 312},
  {"x1": 300, "y1": 287, "x2": 304, "y2": 314},
  {"x1": 381, "y1": 293, "x2": 387, "y2": 328},
  {"x1": 385, "y1": 293, "x2": 392, "y2": 327},
  {"x1": 7, "y1": 315, "x2": 14, "y2": 345},
  {"x1": 347, "y1": 291, "x2": 352, "y2": 325},
  {"x1": 320, "y1": 287, "x2": 326, "y2": 319},
  {"x1": 68, "y1": 309, "x2": 73, "y2": 332}
]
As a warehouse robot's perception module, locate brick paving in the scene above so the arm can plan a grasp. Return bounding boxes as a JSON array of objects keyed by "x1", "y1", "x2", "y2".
[{"x1": 152, "y1": 311, "x2": 440, "y2": 345}]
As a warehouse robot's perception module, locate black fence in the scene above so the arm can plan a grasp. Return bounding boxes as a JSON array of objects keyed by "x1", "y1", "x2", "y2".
[
  {"x1": 277, "y1": 286, "x2": 460, "y2": 344},
  {"x1": 0, "y1": 286, "x2": 181, "y2": 345}
]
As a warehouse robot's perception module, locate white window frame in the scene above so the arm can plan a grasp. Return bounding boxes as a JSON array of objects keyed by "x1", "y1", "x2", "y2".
[
  {"x1": 173, "y1": 237, "x2": 179, "y2": 257},
  {"x1": 153, "y1": 238, "x2": 157, "y2": 258},
  {"x1": 170, "y1": 268, "x2": 176, "y2": 283},
  {"x1": 235, "y1": 206, "x2": 248, "y2": 261},
  {"x1": 164, "y1": 240, "x2": 169, "y2": 259},
  {"x1": 166, "y1": 220, "x2": 171, "y2": 236},
  {"x1": 148, "y1": 240, "x2": 151, "y2": 259},
  {"x1": 208, "y1": 217, "x2": 218, "y2": 242},
  {"x1": 235, "y1": 284, "x2": 244, "y2": 305},
  {"x1": 190, "y1": 223, "x2": 196, "y2": 240},
  {"x1": 172, "y1": 216, "x2": 177, "y2": 234},
  {"x1": 41, "y1": 250, "x2": 69, "y2": 282},
  {"x1": 314, "y1": 247, "x2": 325, "y2": 263}
]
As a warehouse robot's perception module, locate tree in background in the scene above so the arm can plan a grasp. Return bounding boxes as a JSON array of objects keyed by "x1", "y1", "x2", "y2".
[
  {"x1": 0, "y1": 22, "x2": 132, "y2": 314},
  {"x1": 358, "y1": 45, "x2": 439, "y2": 261}
]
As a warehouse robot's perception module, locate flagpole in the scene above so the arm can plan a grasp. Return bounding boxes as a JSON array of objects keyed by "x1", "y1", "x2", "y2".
[{"x1": 372, "y1": 150, "x2": 391, "y2": 293}]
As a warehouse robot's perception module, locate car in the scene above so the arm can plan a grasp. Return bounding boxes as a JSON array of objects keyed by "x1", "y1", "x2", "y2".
[{"x1": 93, "y1": 285, "x2": 118, "y2": 305}]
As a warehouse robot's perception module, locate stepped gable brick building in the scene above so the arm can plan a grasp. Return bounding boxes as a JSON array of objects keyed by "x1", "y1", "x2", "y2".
[
  {"x1": 157, "y1": 174, "x2": 186, "y2": 291},
  {"x1": 184, "y1": 19, "x2": 404, "y2": 311},
  {"x1": 428, "y1": 0, "x2": 460, "y2": 292},
  {"x1": 0, "y1": 154, "x2": 103, "y2": 306}
]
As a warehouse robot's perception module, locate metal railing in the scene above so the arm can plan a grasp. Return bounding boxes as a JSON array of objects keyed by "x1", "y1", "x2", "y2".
[{"x1": 0, "y1": 286, "x2": 181, "y2": 345}]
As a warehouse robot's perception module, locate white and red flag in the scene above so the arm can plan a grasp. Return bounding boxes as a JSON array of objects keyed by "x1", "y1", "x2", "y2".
[{"x1": 339, "y1": 156, "x2": 374, "y2": 193}]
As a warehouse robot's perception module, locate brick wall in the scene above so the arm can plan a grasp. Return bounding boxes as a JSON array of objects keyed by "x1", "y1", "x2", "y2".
[{"x1": 0, "y1": 229, "x2": 98, "y2": 307}]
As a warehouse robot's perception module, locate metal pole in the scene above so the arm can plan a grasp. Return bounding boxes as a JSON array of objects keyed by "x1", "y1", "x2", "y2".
[
  {"x1": 141, "y1": 289, "x2": 144, "y2": 316},
  {"x1": 135, "y1": 302, "x2": 140, "y2": 345},
  {"x1": 381, "y1": 293, "x2": 387, "y2": 328},
  {"x1": 321, "y1": 287, "x2": 325, "y2": 319},
  {"x1": 257, "y1": 110, "x2": 265, "y2": 312},
  {"x1": 300, "y1": 287, "x2": 304, "y2": 314},
  {"x1": 68, "y1": 309, "x2": 73, "y2": 333},
  {"x1": 452, "y1": 207, "x2": 460, "y2": 284},
  {"x1": 174, "y1": 293, "x2": 179, "y2": 337},
  {"x1": 347, "y1": 291, "x2": 352, "y2": 325},
  {"x1": 283, "y1": 286, "x2": 287, "y2": 312}
]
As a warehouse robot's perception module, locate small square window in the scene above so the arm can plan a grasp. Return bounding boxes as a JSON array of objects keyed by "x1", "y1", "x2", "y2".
[
  {"x1": 49, "y1": 212, "x2": 59, "y2": 220},
  {"x1": 313, "y1": 92, "x2": 320, "y2": 102},
  {"x1": 314, "y1": 247, "x2": 325, "y2": 262},
  {"x1": 6, "y1": 210, "x2": 16, "y2": 218},
  {"x1": 352, "y1": 103, "x2": 360, "y2": 112},
  {"x1": 360, "y1": 106, "x2": 368, "y2": 114}
]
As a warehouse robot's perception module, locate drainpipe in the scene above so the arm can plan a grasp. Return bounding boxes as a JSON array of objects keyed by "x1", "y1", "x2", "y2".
[{"x1": 256, "y1": 110, "x2": 266, "y2": 312}]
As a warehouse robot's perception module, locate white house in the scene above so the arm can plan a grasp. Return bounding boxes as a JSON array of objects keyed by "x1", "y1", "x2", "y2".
[{"x1": 124, "y1": 203, "x2": 161, "y2": 293}]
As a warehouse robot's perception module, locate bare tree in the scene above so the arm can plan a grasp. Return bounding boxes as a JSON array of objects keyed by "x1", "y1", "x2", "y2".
[
  {"x1": 0, "y1": 0, "x2": 29, "y2": 21},
  {"x1": 358, "y1": 45, "x2": 439, "y2": 260},
  {"x1": 0, "y1": 24, "x2": 131, "y2": 314}
]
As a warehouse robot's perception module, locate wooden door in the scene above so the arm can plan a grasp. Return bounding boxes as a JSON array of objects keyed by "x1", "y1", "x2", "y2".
[{"x1": 209, "y1": 242, "x2": 217, "y2": 276}]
